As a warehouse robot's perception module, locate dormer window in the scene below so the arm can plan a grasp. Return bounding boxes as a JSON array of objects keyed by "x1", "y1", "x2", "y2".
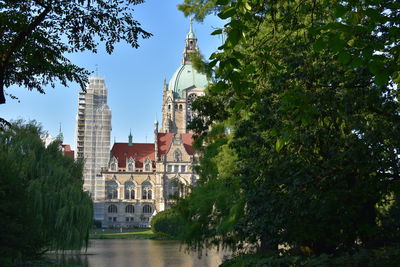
[
  {"x1": 109, "y1": 156, "x2": 118, "y2": 171},
  {"x1": 143, "y1": 158, "x2": 152, "y2": 172},
  {"x1": 127, "y1": 157, "x2": 135, "y2": 172},
  {"x1": 111, "y1": 163, "x2": 117, "y2": 171}
]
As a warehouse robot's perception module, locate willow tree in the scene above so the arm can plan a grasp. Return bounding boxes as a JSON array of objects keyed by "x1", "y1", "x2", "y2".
[
  {"x1": 0, "y1": 121, "x2": 93, "y2": 262},
  {"x1": 175, "y1": 0, "x2": 400, "y2": 261}
]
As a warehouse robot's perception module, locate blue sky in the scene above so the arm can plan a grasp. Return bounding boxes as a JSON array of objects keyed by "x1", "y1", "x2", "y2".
[{"x1": 0, "y1": 0, "x2": 223, "y2": 149}]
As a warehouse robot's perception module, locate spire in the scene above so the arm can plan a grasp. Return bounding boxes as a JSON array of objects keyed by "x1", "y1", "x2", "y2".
[
  {"x1": 56, "y1": 122, "x2": 63, "y2": 142},
  {"x1": 187, "y1": 17, "x2": 195, "y2": 39},
  {"x1": 154, "y1": 118, "x2": 159, "y2": 132},
  {"x1": 128, "y1": 129, "x2": 133, "y2": 146},
  {"x1": 182, "y1": 18, "x2": 198, "y2": 65}
]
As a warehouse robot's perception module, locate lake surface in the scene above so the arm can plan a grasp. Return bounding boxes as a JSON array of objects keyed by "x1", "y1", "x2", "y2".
[{"x1": 48, "y1": 239, "x2": 229, "y2": 267}]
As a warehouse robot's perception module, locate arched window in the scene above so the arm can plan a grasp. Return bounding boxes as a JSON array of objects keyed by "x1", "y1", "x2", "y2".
[
  {"x1": 111, "y1": 163, "x2": 117, "y2": 171},
  {"x1": 127, "y1": 158, "x2": 135, "y2": 171},
  {"x1": 145, "y1": 164, "x2": 150, "y2": 172},
  {"x1": 125, "y1": 204, "x2": 135, "y2": 213},
  {"x1": 142, "y1": 181, "x2": 152, "y2": 200},
  {"x1": 169, "y1": 178, "x2": 180, "y2": 197},
  {"x1": 179, "y1": 104, "x2": 183, "y2": 111},
  {"x1": 128, "y1": 163, "x2": 133, "y2": 171},
  {"x1": 144, "y1": 158, "x2": 152, "y2": 172},
  {"x1": 125, "y1": 181, "x2": 135, "y2": 200},
  {"x1": 106, "y1": 181, "x2": 118, "y2": 199},
  {"x1": 143, "y1": 205, "x2": 152, "y2": 214},
  {"x1": 174, "y1": 149, "x2": 182, "y2": 162},
  {"x1": 168, "y1": 104, "x2": 171, "y2": 111},
  {"x1": 108, "y1": 204, "x2": 117, "y2": 213}
]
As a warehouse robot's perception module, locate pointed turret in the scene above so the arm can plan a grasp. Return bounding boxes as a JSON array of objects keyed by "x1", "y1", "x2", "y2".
[
  {"x1": 182, "y1": 18, "x2": 198, "y2": 65},
  {"x1": 154, "y1": 119, "x2": 159, "y2": 160},
  {"x1": 128, "y1": 130, "x2": 133, "y2": 146},
  {"x1": 56, "y1": 122, "x2": 64, "y2": 142}
]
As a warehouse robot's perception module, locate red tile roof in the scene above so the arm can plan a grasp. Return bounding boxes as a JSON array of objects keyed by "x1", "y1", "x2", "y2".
[
  {"x1": 157, "y1": 133, "x2": 195, "y2": 157},
  {"x1": 157, "y1": 133, "x2": 174, "y2": 157},
  {"x1": 181, "y1": 133, "x2": 195, "y2": 155},
  {"x1": 111, "y1": 134, "x2": 195, "y2": 167},
  {"x1": 62, "y1": 144, "x2": 75, "y2": 158},
  {"x1": 111, "y1": 143, "x2": 155, "y2": 168}
]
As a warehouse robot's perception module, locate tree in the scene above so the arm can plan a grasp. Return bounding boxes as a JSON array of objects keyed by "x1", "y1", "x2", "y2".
[
  {"x1": 0, "y1": 0, "x2": 151, "y2": 104},
  {"x1": 0, "y1": 121, "x2": 93, "y2": 263},
  {"x1": 175, "y1": 0, "x2": 400, "y2": 260}
]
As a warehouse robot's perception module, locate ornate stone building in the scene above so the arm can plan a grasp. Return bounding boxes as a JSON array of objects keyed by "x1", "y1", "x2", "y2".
[{"x1": 99, "y1": 21, "x2": 209, "y2": 227}]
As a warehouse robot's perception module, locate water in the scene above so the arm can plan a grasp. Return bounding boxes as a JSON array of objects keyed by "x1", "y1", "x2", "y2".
[{"x1": 48, "y1": 239, "x2": 229, "y2": 267}]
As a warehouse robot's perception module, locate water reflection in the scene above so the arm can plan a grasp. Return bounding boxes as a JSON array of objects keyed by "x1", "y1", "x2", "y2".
[{"x1": 49, "y1": 239, "x2": 228, "y2": 267}]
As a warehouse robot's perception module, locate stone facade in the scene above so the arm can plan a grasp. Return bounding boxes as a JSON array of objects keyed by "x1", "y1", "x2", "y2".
[{"x1": 99, "y1": 21, "x2": 209, "y2": 228}]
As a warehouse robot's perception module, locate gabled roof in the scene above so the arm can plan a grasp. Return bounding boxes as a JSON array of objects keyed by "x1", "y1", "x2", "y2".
[
  {"x1": 111, "y1": 143, "x2": 155, "y2": 168},
  {"x1": 157, "y1": 133, "x2": 174, "y2": 157},
  {"x1": 157, "y1": 133, "x2": 195, "y2": 157},
  {"x1": 181, "y1": 133, "x2": 195, "y2": 155}
]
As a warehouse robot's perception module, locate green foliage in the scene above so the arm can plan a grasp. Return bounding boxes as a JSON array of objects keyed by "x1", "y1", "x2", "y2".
[
  {"x1": 176, "y1": 0, "x2": 400, "y2": 260},
  {"x1": 0, "y1": 0, "x2": 151, "y2": 104},
  {"x1": 173, "y1": 124, "x2": 246, "y2": 251},
  {"x1": 151, "y1": 209, "x2": 184, "y2": 238},
  {"x1": 221, "y1": 247, "x2": 400, "y2": 267},
  {"x1": 0, "y1": 121, "x2": 93, "y2": 262}
]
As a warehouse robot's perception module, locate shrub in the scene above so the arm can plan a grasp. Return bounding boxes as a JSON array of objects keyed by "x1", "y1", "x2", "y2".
[{"x1": 151, "y1": 209, "x2": 184, "y2": 238}]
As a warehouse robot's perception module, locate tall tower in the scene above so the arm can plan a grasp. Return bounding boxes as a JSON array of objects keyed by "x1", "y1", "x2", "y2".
[
  {"x1": 161, "y1": 19, "x2": 209, "y2": 133},
  {"x1": 75, "y1": 77, "x2": 112, "y2": 220}
]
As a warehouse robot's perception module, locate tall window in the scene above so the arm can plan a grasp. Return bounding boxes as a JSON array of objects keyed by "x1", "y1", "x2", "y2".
[
  {"x1": 108, "y1": 204, "x2": 117, "y2": 213},
  {"x1": 106, "y1": 181, "x2": 118, "y2": 199},
  {"x1": 144, "y1": 158, "x2": 151, "y2": 172},
  {"x1": 169, "y1": 178, "x2": 180, "y2": 197},
  {"x1": 142, "y1": 181, "x2": 152, "y2": 200},
  {"x1": 143, "y1": 205, "x2": 152, "y2": 214},
  {"x1": 145, "y1": 164, "x2": 150, "y2": 172},
  {"x1": 128, "y1": 163, "x2": 133, "y2": 171},
  {"x1": 174, "y1": 149, "x2": 182, "y2": 162},
  {"x1": 124, "y1": 181, "x2": 135, "y2": 200},
  {"x1": 125, "y1": 204, "x2": 134, "y2": 214},
  {"x1": 111, "y1": 163, "x2": 117, "y2": 171},
  {"x1": 127, "y1": 158, "x2": 135, "y2": 171}
]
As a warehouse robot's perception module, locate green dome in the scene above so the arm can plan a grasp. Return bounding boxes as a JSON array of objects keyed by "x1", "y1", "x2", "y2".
[{"x1": 168, "y1": 64, "x2": 208, "y2": 98}]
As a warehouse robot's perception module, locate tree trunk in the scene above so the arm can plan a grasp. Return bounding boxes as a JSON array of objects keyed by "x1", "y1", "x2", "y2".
[{"x1": 0, "y1": 68, "x2": 5, "y2": 104}]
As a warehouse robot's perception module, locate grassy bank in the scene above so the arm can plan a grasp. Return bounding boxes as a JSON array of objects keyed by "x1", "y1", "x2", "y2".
[{"x1": 89, "y1": 229, "x2": 170, "y2": 240}]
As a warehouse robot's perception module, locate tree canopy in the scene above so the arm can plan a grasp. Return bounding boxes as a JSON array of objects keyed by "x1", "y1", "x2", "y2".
[
  {"x1": 0, "y1": 0, "x2": 151, "y2": 104},
  {"x1": 174, "y1": 0, "x2": 400, "y2": 262},
  {"x1": 0, "y1": 121, "x2": 93, "y2": 263}
]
